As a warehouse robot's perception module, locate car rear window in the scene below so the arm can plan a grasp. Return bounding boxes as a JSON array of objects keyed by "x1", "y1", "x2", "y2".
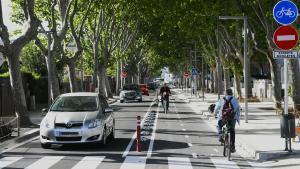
[
  {"x1": 123, "y1": 85, "x2": 139, "y2": 91},
  {"x1": 50, "y1": 96, "x2": 98, "y2": 112}
]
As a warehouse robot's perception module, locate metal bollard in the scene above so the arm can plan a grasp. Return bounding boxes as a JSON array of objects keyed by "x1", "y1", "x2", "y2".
[
  {"x1": 136, "y1": 115, "x2": 141, "y2": 152},
  {"x1": 15, "y1": 112, "x2": 20, "y2": 136}
]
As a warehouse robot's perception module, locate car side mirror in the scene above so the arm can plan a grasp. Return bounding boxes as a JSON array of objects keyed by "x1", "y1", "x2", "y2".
[
  {"x1": 104, "y1": 108, "x2": 113, "y2": 114},
  {"x1": 41, "y1": 108, "x2": 48, "y2": 116}
]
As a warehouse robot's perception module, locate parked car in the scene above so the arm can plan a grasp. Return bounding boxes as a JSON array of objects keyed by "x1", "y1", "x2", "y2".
[
  {"x1": 139, "y1": 84, "x2": 149, "y2": 96},
  {"x1": 40, "y1": 92, "x2": 115, "y2": 149},
  {"x1": 119, "y1": 84, "x2": 142, "y2": 103}
]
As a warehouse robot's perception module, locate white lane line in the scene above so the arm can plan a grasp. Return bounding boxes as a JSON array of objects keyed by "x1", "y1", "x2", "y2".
[
  {"x1": 1, "y1": 136, "x2": 39, "y2": 154},
  {"x1": 192, "y1": 153, "x2": 197, "y2": 158},
  {"x1": 188, "y1": 143, "x2": 193, "y2": 147},
  {"x1": 122, "y1": 98, "x2": 156, "y2": 157},
  {"x1": 168, "y1": 157, "x2": 193, "y2": 169},
  {"x1": 25, "y1": 156, "x2": 64, "y2": 169},
  {"x1": 71, "y1": 156, "x2": 105, "y2": 169},
  {"x1": 185, "y1": 135, "x2": 189, "y2": 138},
  {"x1": 0, "y1": 157, "x2": 23, "y2": 168},
  {"x1": 120, "y1": 156, "x2": 147, "y2": 169},
  {"x1": 213, "y1": 148, "x2": 219, "y2": 153},
  {"x1": 210, "y1": 158, "x2": 240, "y2": 169},
  {"x1": 146, "y1": 106, "x2": 159, "y2": 158}
]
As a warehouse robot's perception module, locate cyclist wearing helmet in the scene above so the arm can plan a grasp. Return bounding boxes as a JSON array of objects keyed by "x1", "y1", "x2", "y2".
[{"x1": 159, "y1": 83, "x2": 171, "y2": 111}]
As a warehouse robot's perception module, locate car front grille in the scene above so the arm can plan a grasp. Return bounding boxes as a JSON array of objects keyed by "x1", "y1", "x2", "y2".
[
  {"x1": 125, "y1": 92, "x2": 136, "y2": 97},
  {"x1": 56, "y1": 136, "x2": 82, "y2": 141},
  {"x1": 55, "y1": 122, "x2": 83, "y2": 129}
]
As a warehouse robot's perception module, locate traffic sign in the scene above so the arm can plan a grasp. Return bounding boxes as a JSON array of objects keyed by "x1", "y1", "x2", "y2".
[
  {"x1": 0, "y1": 53, "x2": 4, "y2": 66},
  {"x1": 273, "y1": 25, "x2": 298, "y2": 50},
  {"x1": 183, "y1": 71, "x2": 191, "y2": 78},
  {"x1": 191, "y1": 67, "x2": 199, "y2": 76},
  {"x1": 273, "y1": 50, "x2": 300, "y2": 59},
  {"x1": 273, "y1": 0, "x2": 298, "y2": 25},
  {"x1": 121, "y1": 71, "x2": 128, "y2": 78}
]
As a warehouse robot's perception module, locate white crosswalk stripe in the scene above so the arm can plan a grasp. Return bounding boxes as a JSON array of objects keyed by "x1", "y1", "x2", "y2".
[
  {"x1": 210, "y1": 158, "x2": 240, "y2": 169},
  {"x1": 168, "y1": 157, "x2": 193, "y2": 169},
  {"x1": 0, "y1": 156, "x2": 23, "y2": 169},
  {"x1": 120, "y1": 156, "x2": 147, "y2": 169},
  {"x1": 71, "y1": 156, "x2": 105, "y2": 169},
  {"x1": 25, "y1": 156, "x2": 64, "y2": 169}
]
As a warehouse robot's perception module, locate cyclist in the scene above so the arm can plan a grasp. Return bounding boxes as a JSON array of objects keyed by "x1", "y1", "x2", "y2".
[
  {"x1": 159, "y1": 83, "x2": 171, "y2": 111},
  {"x1": 214, "y1": 88, "x2": 240, "y2": 153}
]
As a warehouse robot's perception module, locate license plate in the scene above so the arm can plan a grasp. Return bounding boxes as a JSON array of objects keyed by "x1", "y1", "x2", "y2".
[{"x1": 60, "y1": 132, "x2": 79, "y2": 136}]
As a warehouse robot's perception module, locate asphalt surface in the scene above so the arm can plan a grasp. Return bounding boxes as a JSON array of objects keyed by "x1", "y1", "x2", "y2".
[{"x1": 0, "y1": 91, "x2": 261, "y2": 169}]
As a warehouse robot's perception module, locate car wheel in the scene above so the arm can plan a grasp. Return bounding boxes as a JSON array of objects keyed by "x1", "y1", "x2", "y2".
[
  {"x1": 41, "y1": 143, "x2": 51, "y2": 149},
  {"x1": 102, "y1": 127, "x2": 107, "y2": 145},
  {"x1": 120, "y1": 100, "x2": 124, "y2": 103},
  {"x1": 108, "y1": 122, "x2": 115, "y2": 141}
]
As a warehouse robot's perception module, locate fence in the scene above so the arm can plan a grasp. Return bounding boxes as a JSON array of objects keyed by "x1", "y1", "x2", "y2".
[{"x1": 0, "y1": 112, "x2": 20, "y2": 141}]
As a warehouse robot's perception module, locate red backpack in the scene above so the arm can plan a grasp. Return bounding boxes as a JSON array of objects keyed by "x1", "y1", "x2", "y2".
[{"x1": 222, "y1": 97, "x2": 234, "y2": 121}]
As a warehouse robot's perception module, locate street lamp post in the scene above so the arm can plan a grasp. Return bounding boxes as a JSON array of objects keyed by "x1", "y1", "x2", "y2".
[{"x1": 218, "y1": 16, "x2": 249, "y2": 123}]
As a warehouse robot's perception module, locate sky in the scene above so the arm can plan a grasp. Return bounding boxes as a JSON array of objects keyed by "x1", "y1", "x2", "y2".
[{"x1": 3, "y1": 1, "x2": 20, "y2": 33}]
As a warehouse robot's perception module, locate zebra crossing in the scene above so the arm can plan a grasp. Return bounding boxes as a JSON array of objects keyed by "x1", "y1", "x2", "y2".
[{"x1": 0, "y1": 155, "x2": 260, "y2": 169}]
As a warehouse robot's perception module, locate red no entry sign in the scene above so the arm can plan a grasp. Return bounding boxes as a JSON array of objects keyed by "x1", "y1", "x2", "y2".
[
  {"x1": 273, "y1": 26, "x2": 298, "y2": 50},
  {"x1": 121, "y1": 71, "x2": 128, "y2": 78},
  {"x1": 183, "y1": 71, "x2": 191, "y2": 78}
]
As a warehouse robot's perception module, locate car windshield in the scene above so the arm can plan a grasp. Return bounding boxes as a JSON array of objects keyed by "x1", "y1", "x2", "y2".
[
  {"x1": 50, "y1": 96, "x2": 98, "y2": 112},
  {"x1": 123, "y1": 85, "x2": 139, "y2": 91}
]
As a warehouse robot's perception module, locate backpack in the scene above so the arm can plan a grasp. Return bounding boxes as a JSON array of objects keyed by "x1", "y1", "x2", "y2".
[
  {"x1": 208, "y1": 104, "x2": 216, "y2": 113},
  {"x1": 222, "y1": 97, "x2": 234, "y2": 121}
]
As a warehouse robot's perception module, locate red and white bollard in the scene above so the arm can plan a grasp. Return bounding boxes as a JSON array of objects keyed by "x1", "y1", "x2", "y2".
[{"x1": 136, "y1": 115, "x2": 142, "y2": 152}]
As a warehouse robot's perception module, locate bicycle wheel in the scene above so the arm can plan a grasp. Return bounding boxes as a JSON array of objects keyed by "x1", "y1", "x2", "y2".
[
  {"x1": 164, "y1": 99, "x2": 167, "y2": 114},
  {"x1": 227, "y1": 132, "x2": 231, "y2": 161},
  {"x1": 223, "y1": 134, "x2": 228, "y2": 157}
]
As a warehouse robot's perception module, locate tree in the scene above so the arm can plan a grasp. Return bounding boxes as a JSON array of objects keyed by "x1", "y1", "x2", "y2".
[{"x1": 0, "y1": 0, "x2": 40, "y2": 126}]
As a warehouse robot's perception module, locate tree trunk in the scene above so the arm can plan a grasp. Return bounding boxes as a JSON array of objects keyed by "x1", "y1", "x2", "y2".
[
  {"x1": 233, "y1": 71, "x2": 242, "y2": 99},
  {"x1": 210, "y1": 68, "x2": 215, "y2": 93},
  {"x1": 67, "y1": 59, "x2": 78, "y2": 92},
  {"x1": 105, "y1": 76, "x2": 113, "y2": 98},
  {"x1": 7, "y1": 51, "x2": 32, "y2": 126},
  {"x1": 213, "y1": 68, "x2": 218, "y2": 93},
  {"x1": 93, "y1": 42, "x2": 99, "y2": 91},
  {"x1": 223, "y1": 67, "x2": 230, "y2": 91},
  {"x1": 268, "y1": 57, "x2": 282, "y2": 109},
  {"x1": 98, "y1": 65, "x2": 106, "y2": 96},
  {"x1": 289, "y1": 60, "x2": 300, "y2": 117},
  {"x1": 116, "y1": 60, "x2": 120, "y2": 95},
  {"x1": 45, "y1": 51, "x2": 60, "y2": 101}
]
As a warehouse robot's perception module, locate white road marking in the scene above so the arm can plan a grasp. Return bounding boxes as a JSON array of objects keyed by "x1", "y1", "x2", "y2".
[
  {"x1": 168, "y1": 157, "x2": 193, "y2": 169},
  {"x1": 147, "y1": 106, "x2": 159, "y2": 158},
  {"x1": 1, "y1": 136, "x2": 39, "y2": 154},
  {"x1": 180, "y1": 124, "x2": 184, "y2": 126},
  {"x1": 182, "y1": 128, "x2": 186, "y2": 131},
  {"x1": 120, "y1": 156, "x2": 147, "y2": 169},
  {"x1": 210, "y1": 158, "x2": 240, "y2": 169},
  {"x1": 277, "y1": 35, "x2": 296, "y2": 41},
  {"x1": 188, "y1": 143, "x2": 193, "y2": 147},
  {"x1": 192, "y1": 153, "x2": 197, "y2": 158},
  {"x1": 71, "y1": 156, "x2": 105, "y2": 169},
  {"x1": 185, "y1": 135, "x2": 189, "y2": 138},
  {"x1": 213, "y1": 148, "x2": 219, "y2": 153},
  {"x1": 23, "y1": 129, "x2": 39, "y2": 136},
  {"x1": 122, "y1": 99, "x2": 156, "y2": 157},
  {"x1": 0, "y1": 157, "x2": 23, "y2": 168},
  {"x1": 25, "y1": 156, "x2": 64, "y2": 169}
]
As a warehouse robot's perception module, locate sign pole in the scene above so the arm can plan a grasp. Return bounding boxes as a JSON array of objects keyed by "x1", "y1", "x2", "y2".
[{"x1": 284, "y1": 58, "x2": 289, "y2": 151}]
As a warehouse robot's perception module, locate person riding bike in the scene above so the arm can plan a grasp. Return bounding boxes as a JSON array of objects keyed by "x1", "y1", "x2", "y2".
[
  {"x1": 214, "y1": 88, "x2": 240, "y2": 153},
  {"x1": 159, "y1": 83, "x2": 171, "y2": 111}
]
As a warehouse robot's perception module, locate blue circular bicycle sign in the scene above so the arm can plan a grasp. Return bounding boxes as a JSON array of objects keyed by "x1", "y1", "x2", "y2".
[{"x1": 273, "y1": 0, "x2": 298, "y2": 25}]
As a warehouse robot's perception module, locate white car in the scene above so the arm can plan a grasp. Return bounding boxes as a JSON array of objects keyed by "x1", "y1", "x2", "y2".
[{"x1": 40, "y1": 92, "x2": 115, "y2": 149}]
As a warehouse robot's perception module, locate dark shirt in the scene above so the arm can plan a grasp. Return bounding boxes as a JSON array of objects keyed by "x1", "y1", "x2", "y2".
[{"x1": 160, "y1": 86, "x2": 171, "y2": 96}]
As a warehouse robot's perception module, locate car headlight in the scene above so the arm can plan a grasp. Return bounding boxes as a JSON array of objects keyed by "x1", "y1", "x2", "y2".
[
  {"x1": 88, "y1": 119, "x2": 103, "y2": 128},
  {"x1": 43, "y1": 119, "x2": 53, "y2": 128}
]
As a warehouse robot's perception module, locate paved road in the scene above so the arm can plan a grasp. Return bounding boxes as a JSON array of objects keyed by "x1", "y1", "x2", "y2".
[{"x1": 0, "y1": 92, "x2": 260, "y2": 169}]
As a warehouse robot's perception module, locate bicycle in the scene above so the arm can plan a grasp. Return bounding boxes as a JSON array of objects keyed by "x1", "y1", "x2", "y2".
[
  {"x1": 276, "y1": 7, "x2": 296, "y2": 18},
  {"x1": 162, "y1": 96, "x2": 167, "y2": 114},
  {"x1": 222, "y1": 122, "x2": 232, "y2": 161}
]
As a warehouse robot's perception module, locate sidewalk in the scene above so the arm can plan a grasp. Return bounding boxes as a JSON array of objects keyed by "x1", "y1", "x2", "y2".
[
  {"x1": 0, "y1": 97, "x2": 118, "y2": 153},
  {"x1": 176, "y1": 89, "x2": 300, "y2": 161}
]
